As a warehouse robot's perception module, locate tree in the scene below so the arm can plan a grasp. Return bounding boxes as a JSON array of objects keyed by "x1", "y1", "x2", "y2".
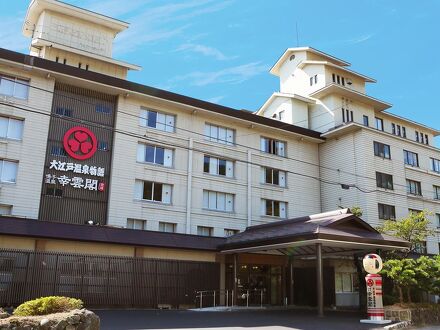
[
  {"x1": 377, "y1": 210, "x2": 434, "y2": 256},
  {"x1": 381, "y1": 259, "x2": 417, "y2": 304},
  {"x1": 350, "y1": 206, "x2": 363, "y2": 218}
]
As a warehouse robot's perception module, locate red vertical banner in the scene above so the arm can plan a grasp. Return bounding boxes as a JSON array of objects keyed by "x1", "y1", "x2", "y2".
[{"x1": 365, "y1": 273, "x2": 384, "y2": 320}]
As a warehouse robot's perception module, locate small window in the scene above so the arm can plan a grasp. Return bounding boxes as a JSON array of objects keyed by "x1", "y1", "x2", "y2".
[
  {"x1": 0, "y1": 116, "x2": 24, "y2": 140},
  {"x1": 204, "y1": 123, "x2": 235, "y2": 145},
  {"x1": 363, "y1": 115, "x2": 369, "y2": 127},
  {"x1": 98, "y1": 141, "x2": 109, "y2": 151},
  {"x1": 197, "y1": 226, "x2": 213, "y2": 237},
  {"x1": 415, "y1": 131, "x2": 419, "y2": 142},
  {"x1": 137, "y1": 143, "x2": 172, "y2": 167},
  {"x1": 314, "y1": 75, "x2": 317, "y2": 84},
  {"x1": 375, "y1": 118, "x2": 384, "y2": 131},
  {"x1": 0, "y1": 160, "x2": 18, "y2": 183},
  {"x1": 433, "y1": 185, "x2": 440, "y2": 200},
  {"x1": 261, "y1": 167, "x2": 286, "y2": 187},
  {"x1": 63, "y1": 59, "x2": 67, "y2": 65},
  {"x1": 332, "y1": 73, "x2": 336, "y2": 83},
  {"x1": 0, "y1": 205, "x2": 12, "y2": 215},
  {"x1": 278, "y1": 110, "x2": 285, "y2": 121},
  {"x1": 127, "y1": 218, "x2": 146, "y2": 230},
  {"x1": 140, "y1": 108, "x2": 175, "y2": 133},
  {"x1": 378, "y1": 203, "x2": 395, "y2": 220},
  {"x1": 335, "y1": 273, "x2": 358, "y2": 293},
  {"x1": 406, "y1": 179, "x2": 422, "y2": 196},
  {"x1": 436, "y1": 214, "x2": 440, "y2": 228},
  {"x1": 134, "y1": 180, "x2": 172, "y2": 204},
  {"x1": 0, "y1": 75, "x2": 29, "y2": 100},
  {"x1": 159, "y1": 222, "x2": 176, "y2": 233},
  {"x1": 431, "y1": 158, "x2": 440, "y2": 173},
  {"x1": 373, "y1": 141, "x2": 391, "y2": 159},
  {"x1": 55, "y1": 107, "x2": 73, "y2": 117},
  {"x1": 261, "y1": 199, "x2": 287, "y2": 218},
  {"x1": 309, "y1": 77, "x2": 313, "y2": 86},
  {"x1": 403, "y1": 150, "x2": 419, "y2": 167},
  {"x1": 260, "y1": 137, "x2": 286, "y2": 156},
  {"x1": 46, "y1": 187, "x2": 63, "y2": 197},
  {"x1": 95, "y1": 104, "x2": 112, "y2": 114},
  {"x1": 391, "y1": 123, "x2": 396, "y2": 135},
  {"x1": 402, "y1": 127, "x2": 406, "y2": 138},
  {"x1": 204, "y1": 155, "x2": 233, "y2": 177},
  {"x1": 203, "y1": 190, "x2": 234, "y2": 212},
  {"x1": 50, "y1": 146, "x2": 67, "y2": 157},
  {"x1": 425, "y1": 134, "x2": 429, "y2": 145},
  {"x1": 376, "y1": 172, "x2": 393, "y2": 190},
  {"x1": 224, "y1": 229, "x2": 239, "y2": 237}
]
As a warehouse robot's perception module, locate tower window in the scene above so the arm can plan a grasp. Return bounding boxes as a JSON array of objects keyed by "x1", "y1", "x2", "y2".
[{"x1": 63, "y1": 59, "x2": 67, "y2": 65}]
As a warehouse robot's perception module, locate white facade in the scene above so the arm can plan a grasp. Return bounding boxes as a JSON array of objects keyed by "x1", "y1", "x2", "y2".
[{"x1": 0, "y1": 2, "x2": 438, "y2": 256}]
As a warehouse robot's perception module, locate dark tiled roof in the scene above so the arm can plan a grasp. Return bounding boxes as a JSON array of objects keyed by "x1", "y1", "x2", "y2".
[
  {"x1": 0, "y1": 48, "x2": 324, "y2": 141},
  {"x1": 221, "y1": 210, "x2": 409, "y2": 251},
  {"x1": 0, "y1": 217, "x2": 225, "y2": 251}
]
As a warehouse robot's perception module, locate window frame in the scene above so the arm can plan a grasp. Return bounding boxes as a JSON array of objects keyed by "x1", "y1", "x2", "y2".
[
  {"x1": 261, "y1": 198, "x2": 287, "y2": 218},
  {"x1": 203, "y1": 155, "x2": 234, "y2": 178},
  {"x1": 0, "y1": 75, "x2": 30, "y2": 100},
  {"x1": 376, "y1": 172, "x2": 394, "y2": 190},
  {"x1": 159, "y1": 222, "x2": 176, "y2": 233},
  {"x1": 204, "y1": 123, "x2": 235, "y2": 145},
  {"x1": 203, "y1": 190, "x2": 234, "y2": 212},
  {"x1": 140, "y1": 108, "x2": 176, "y2": 133},
  {"x1": 373, "y1": 141, "x2": 391, "y2": 159},
  {"x1": 403, "y1": 150, "x2": 419, "y2": 167},
  {"x1": 127, "y1": 218, "x2": 146, "y2": 230},
  {"x1": 434, "y1": 185, "x2": 440, "y2": 200},
  {"x1": 406, "y1": 179, "x2": 422, "y2": 196},
  {"x1": 375, "y1": 117, "x2": 384, "y2": 131},
  {"x1": 378, "y1": 203, "x2": 396, "y2": 220},
  {"x1": 0, "y1": 116, "x2": 24, "y2": 140},
  {"x1": 135, "y1": 180, "x2": 172, "y2": 204},
  {"x1": 431, "y1": 158, "x2": 440, "y2": 173},
  {"x1": 197, "y1": 226, "x2": 213, "y2": 237},
  {"x1": 0, "y1": 159, "x2": 18, "y2": 183},
  {"x1": 260, "y1": 137, "x2": 286, "y2": 157}
]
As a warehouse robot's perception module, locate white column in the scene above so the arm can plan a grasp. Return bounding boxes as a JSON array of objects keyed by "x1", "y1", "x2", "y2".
[
  {"x1": 247, "y1": 150, "x2": 252, "y2": 227},
  {"x1": 186, "y1": 138, "x2": 193, "y2": 234}
]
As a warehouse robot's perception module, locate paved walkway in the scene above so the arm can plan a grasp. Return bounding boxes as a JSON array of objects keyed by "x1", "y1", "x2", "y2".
[{"x1": 95, "y1": 309, "x2": 393, "y2": 330}]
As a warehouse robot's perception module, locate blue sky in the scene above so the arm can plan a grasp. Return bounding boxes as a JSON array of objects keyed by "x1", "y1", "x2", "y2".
[{"x1": 1, "y1": 0, "x2": 439, "y2": 143}]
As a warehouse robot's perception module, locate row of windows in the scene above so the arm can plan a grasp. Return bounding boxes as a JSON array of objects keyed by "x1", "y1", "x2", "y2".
[
  {"x1": 126, "y1": 218, "x2": 239, "y2": 237},
  {"x1": 309, "y1": 75, "x2": 318, "y2": 86},
  {"x1": 415, "y1": 131, "x2": 429, "y2": 145},
  {"x1": 133, "y1": 179, "x2": 288, "y2": 218},
  {"x1": 391, "y1": 123, "x2": 407, "y2": 138},
  {"x1": 375, "y1": 117, "x2": 429, "y2": 145},
  {"x1": 55, "y1": 105, "x2": 112, "y2": 117},
  {"x1": 373, "y1": 141, "x2": 439, "y2": 173},
  {"x1": 378, "y1": 204, "x2": 440, "y2": 229},
  {"x1": 332, "y1": 73, "x2": 351, "y2": 86},
  {"x1": 0, "y1": 75, "x2": 29, "y2": 100}
]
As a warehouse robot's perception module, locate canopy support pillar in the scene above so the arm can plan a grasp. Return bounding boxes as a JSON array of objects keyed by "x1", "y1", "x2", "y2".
[{"x1": 316, "y1": 243, "x2": 324, "y2": 317}]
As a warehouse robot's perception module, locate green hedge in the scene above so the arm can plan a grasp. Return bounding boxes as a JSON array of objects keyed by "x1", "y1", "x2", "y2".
[{"x1": 13, "y1": 296, "x2": 83, "y2": 316}]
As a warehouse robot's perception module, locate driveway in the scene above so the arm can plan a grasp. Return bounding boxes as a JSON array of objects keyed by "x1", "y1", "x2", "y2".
[{"x1": 95, "y1": 309, "x2": 391, "y2": 330}]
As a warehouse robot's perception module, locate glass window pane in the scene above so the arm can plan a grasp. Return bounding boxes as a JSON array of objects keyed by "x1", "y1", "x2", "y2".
[
  {"x1": 208, "y1": 191, "x2": 217, "y2": 209},
  {"x1": 265, "y1": 168, "x2": 272, "y2": 184},
  {"x1": 342, "y1": 273, "x2": 352, "y2": 292},
  {"x1": 273, "y1": 201, "x2": 280, "y2": 217},
  {"x1": 203, "y1": 156, "x2": 210, "y2": 173},
  {"x1": 217, "y1": 193, "x2": 226, "y2": 211},
  {"x1": 145, "y1": 145, "x2": 155, "y2": 163},
  {"x1": 218, "y1": 159, "x2": 226, "y2": 176},
  {"x1": 147, "y1": 111, "x2": 157, "y2": 128},
  {"x1": 0, "y1": 117, "x2": 8, "y2": 138},
  {"x1": 335, "y1": 273, "x2": 342, "y2": 292},
  {"x1": 127, "y1": 219, "x2": 134, "y2": 229},
  {"x1": 1, "y1": 161, "x2": 17, "y2": 183},
  {"x1": 153, "y1": 183, "x2": 163, "y2": 201},
  {"x1": 273, "y1": 170, "x2": 279, "y2": 185},
  {"x1": 266, "y1": 200, "x2": 272, "y2": 216},
  {"x1": 0, "y1": 77, "x2": 14, "y2": 96},
  {"x1": 218, "y1": 127, "x2": 226, "y2": 144},
  {"x1": 143, "y1": 181, "x2": 153, "y2": 200},
  {"x1": 155, "y1": 147, "x2": 165, "y2": 165},
  {"x1": 13, "y1": 79, "x2": 29, "y2": 99}
]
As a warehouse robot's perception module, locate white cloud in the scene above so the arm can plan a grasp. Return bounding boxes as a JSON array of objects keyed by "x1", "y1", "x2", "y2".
[
  {"x1": 169, "y1": 62, "x2": 269, "y2": 87},
  {"x1": 175, "y1": 43, "x2": 237, "y2": 61},
  {"x1": 345, "y1": 33, "x2": 375, "y2": 44},
  {"x1": 206, "y1": 95, "x2": 225, "y2": 103}
]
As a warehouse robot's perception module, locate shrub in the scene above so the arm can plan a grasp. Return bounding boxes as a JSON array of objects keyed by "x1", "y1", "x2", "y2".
[{"x1": 13, "y1": 296, "x2": 83, "y2": 316}]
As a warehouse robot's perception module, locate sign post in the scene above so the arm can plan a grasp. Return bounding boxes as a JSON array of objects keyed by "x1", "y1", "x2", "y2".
[{"x1": 360, "y1": 254, "x2": 391, "y2": 325}]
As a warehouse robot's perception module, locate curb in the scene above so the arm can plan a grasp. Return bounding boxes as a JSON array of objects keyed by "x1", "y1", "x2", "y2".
[{"x1": 383, "y1": 321, "x2": 411, "y2": 329}]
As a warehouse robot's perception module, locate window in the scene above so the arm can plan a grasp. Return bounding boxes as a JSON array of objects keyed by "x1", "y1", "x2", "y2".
[
  {"x1": 425, "y1": 134, "x2": 429, "y2": 145},
  {"x1": 415, "y1": 131, "x2": 419, "y2": 142},
  {"x1": 261, "y1": 167, "x2": 286, "y2": 187},
  {"x1": 134, "y1": 180, "x2": 172, "y2": 203},
  {"x1": 98, "y1": 141, "x2": 109, "y2": 151},
  {"x1": 159, "y1": 222, "x2": 176, "y2": 233},
  {"x1": 363, "y1": 115, "x2": 369, "y2": 127},
  {"x1": 50, "y1": 146, "x2": 67, "y2": 157},
  {"x1": 436, "y1": 214, "x2": 440, "y2": 228},
  {"x1": 415, "y1": 131, "x2": 429, "y2": 145},
  {"x1": 335, "y1": 273, "x2": 359, "y2": 293},
  {"x1": 204, "y1": 123, "x2": 234, "y2": 145},
  {"x1": 391, "y1": 123, "x2": 395, "y2": 135},
  {"x1": 45, "y1": 187, "x2": 63, "y2": 197},
  {"x1": 414, "y1": 242, "x2": 427, "y2": 254},
  {"x1": 378, "y1": 203, "x2": 396, "y2": 220},
  {"x1": 341, "y1": 108, "x2": 353, "y2": 123},
  {"x1": 224, "y1": 229, "x2": 239, "y2": 237},
  {"x1": 373, "y1": 141, "x2": 391, "y2": 159},
  {"x1": 0, "y1": 116, "x2": 23, "y2": 140},
  {"x1": 0, "y1": 75, "x2": 29, "y2": 100},
  {"x1": 376, "y1": 172, "x2": 393, "y2": 190},
  {"x1": 434, "y1": 185, "x2": 440, "y2": 200},
  {"x1": 402, "y1": 127, "x2": 406, "y2": 138},
  {"x1": 197, "y1": 226, "x2": 213, "y2": 237},
  {"x1": 431, "y1": 158, "x2": 440, "y2": 173},
  {"x1": 137, "y1": 144, "x2": 173, "y2": 167},
  {"x1": 309, "y1": 77, "x2": 313, "y2": 86},
  {"x1": 203, "y1": 156, "x2": 234, "y2": 177},
  {"x1": 95, "y1": 104, "x2": 112, "y2": 114},
  {"x1": 55, "y1": 107, "x2": 73, "y2": 117},
  {"x1": 127, "y1": 219, "x2": 146, "y2": 230},
  {"x1": 203, "y1": 190, "x2": 234, "y2": 212},
  {"x1": 0, "y1": 205, "x2": 12, "y2": 215},
  {"x1": 278, "y1": 110, "x2": 285, "y2": 121},
  {"x1": 406, "y1": 179, "x2": 422, "y2": 196},
  {"x1": 260, "y1": 137, "x2": 286, "y2": 156},
  {"x1": 310, "y1": 75, "x2": 318, "y2": 86},
  {"x1": 140, "y1": 108, "x2": 175, "y2": 132},
  {"x1": 261, "y1": 199, "x2": 287, "y2": 218},
  {"x1": 0, "y1": 160, "x2": 17, "y2": 183},
  {"x1": 375, "y1": 117, "x2": 384, "y2": 131},
  {"x1": 333, "y1": 74, "x2": 345, "y2": 86},
  {"x1": 404, "y1": 150, "x2": 419, "y2": 167}
]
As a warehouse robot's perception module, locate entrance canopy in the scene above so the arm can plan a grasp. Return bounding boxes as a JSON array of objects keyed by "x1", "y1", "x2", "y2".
[
  {"x1": 220, "y1": 209, "x2": 410, "y2": 256},
  {"x1": 220, "y1": 209, "x2": 410, "y2": 317}
]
